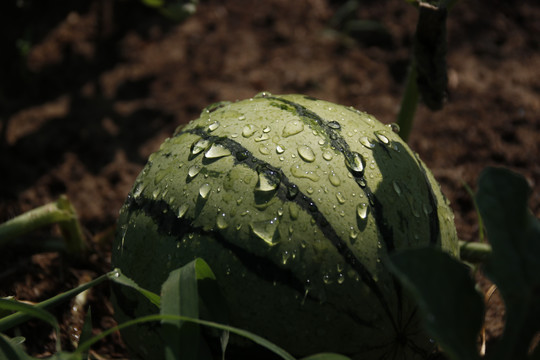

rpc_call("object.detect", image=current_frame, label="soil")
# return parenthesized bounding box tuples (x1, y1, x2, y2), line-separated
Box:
(0, 0, 539, 358)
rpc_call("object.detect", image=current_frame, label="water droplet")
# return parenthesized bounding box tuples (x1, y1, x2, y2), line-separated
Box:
(375, 131, 390, 144)
(132, 182, 145, 199)
(204, 101, 231, 113)
(336, 192, 346, 204)
(199, 183, 211, 199)
(359, 136, 376, 149)
(393, 181, 402, 196)
(289, 202, 299, 219)
(349, 228, 358, 243)
(356, 177, 366, 188)
(259, 145, 270, 155)
(282, 251, 290, 265)
(177, 203, 189, 218)
(327, 121, 341, 130)
(256, 165, 281, 192)
(328, 169, 341, 187)
(337, 273, 345, 284)
(423, 203, 433, 215)
(191, 138, 211, 156)
(188, 164, 202, 179)
(205, 143, 231, 159)
(323, 273, 332, 284)
(290, 164, 320, 182)
(263, 126, 271, 133)
(208, 121, 220, 132)
(322, 150, 334, 161)
(276, 144, 285, 154)
(254, 133, 270, 142)
(238, 115, 246, 121)
(287, 184, 299, 200)
(387, 123, 400, 133)
(282, 121, 304, 137)
(236, 150, 249, 161)
(297, 145, 315, 162)
(357, 203, 369, 220)
(345, 152, 366, 174)
(254, 91, 272, 98)
(242, 124, 257, 138)
(152, 188, 160, 199)
(216, 213, 229, 229)
(250, 217, 280, 246)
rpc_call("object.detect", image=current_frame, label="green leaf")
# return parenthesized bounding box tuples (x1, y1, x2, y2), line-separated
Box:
(0, 298, 61, 352)
(0, 271, 110, 332)
(108, 268, 160, 308)
(300, 353, 352, 360)
(75, 314, 296, 360)
(195, 259, 230, 354)
(78, 307, 93, 360)
(0, 334, 33, 360)
(476, 167, 540, 359)
(160, 260, 201, 360)
(387, 248, 483, 360)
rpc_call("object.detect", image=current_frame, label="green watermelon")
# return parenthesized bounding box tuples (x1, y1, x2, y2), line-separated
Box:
(112, 93, 459, 359)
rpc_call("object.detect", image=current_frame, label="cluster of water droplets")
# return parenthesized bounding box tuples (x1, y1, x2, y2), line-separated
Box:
(167, 99, 417, 291)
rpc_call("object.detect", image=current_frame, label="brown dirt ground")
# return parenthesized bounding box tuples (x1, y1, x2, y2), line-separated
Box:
(0, 0, 539, 358)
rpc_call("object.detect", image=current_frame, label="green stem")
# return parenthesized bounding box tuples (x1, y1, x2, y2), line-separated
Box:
(396, 61, 419, 143)
(0, 195, 86, 255)
(459, 240, 492, 264)
(0, 271, 113, 332)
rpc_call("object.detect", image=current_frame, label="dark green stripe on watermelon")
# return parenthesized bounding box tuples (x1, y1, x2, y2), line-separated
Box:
(261, 96, 442, 332)
(267, 96, 397, 253)
(178, 125, 397, 330)
(123, 194, 379, 329)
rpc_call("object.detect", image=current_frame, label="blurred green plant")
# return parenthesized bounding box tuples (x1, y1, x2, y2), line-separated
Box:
(388, 167, 540, 360)
(329, 0, 461, 142)
(0, 261, 350, 360)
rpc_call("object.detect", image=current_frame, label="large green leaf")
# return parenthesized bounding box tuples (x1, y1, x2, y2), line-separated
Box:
(161, 260, 202, 360)
(476, 167, 540, 359)
(387, 248, 483, 360)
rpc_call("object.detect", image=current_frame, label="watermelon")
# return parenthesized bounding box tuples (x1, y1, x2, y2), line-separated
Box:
(112, 93, 459, 359)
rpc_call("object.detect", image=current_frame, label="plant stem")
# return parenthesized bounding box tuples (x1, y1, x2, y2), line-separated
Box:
(396, 60, 419, 143)
(0, 195, 86, 255)
(0, 271, 113, 332)
(459, 240, 492, 264)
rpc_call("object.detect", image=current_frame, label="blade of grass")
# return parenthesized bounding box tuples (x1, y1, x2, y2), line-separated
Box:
(74, 314, 297, 360)
(78, 307, 93, 360)
(0, 334, 33, 360)
(462, 181, 485, 243)
(161, 261, 201, 360)
(0, 299, 61, 352)
(0, 271, 113, 332)
(108, 268, 160, 308)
